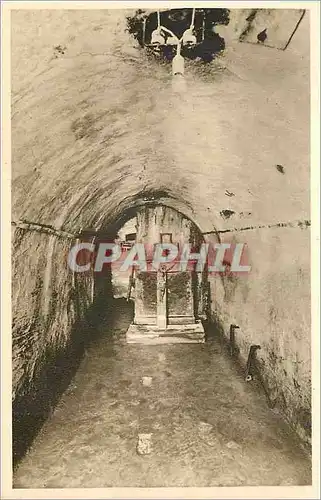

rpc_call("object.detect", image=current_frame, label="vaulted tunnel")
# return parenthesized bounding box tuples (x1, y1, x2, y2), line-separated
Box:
(11, 8, 311, 487)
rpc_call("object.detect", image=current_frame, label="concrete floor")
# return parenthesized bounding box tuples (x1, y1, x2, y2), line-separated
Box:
(13, 301, 311, 488)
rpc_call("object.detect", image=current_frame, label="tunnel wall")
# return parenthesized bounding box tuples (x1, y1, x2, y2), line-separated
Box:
(10, 8, 310, 458)
(12, 225, 94, 462)
(208, 224, 311, 444)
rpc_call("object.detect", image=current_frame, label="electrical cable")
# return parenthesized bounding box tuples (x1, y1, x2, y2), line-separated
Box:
(190, 8, 196, 29)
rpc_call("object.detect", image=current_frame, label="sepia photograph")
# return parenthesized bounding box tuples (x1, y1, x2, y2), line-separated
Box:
(1, 1, 320, 498)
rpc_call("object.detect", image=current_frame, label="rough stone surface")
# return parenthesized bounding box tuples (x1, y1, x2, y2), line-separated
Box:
(11, 7, 311, 457)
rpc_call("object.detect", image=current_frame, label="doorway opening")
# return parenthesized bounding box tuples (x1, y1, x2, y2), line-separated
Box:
(92, 204, 209, 344)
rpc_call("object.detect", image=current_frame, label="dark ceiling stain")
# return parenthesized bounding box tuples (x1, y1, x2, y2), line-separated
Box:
(257, 28, 268, 43)
(246, 10, 258, 23)
(53, 45, 67, 58)
(220, 209, 235, 220)
(276, 164, 285, 174)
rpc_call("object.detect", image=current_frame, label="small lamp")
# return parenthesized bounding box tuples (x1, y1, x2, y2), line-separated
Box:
(182, 28, 197, 47)
(172, 53, 185, 75)
(151, 29, 165, 46)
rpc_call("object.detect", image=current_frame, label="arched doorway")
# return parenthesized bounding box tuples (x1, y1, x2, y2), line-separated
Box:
(106, 204, 208, 343)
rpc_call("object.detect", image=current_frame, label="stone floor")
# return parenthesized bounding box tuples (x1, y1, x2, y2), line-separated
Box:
(13, 300, 311, 488)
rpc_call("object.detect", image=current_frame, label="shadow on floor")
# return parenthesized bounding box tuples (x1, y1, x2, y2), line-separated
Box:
(12, 296, 134, 469)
